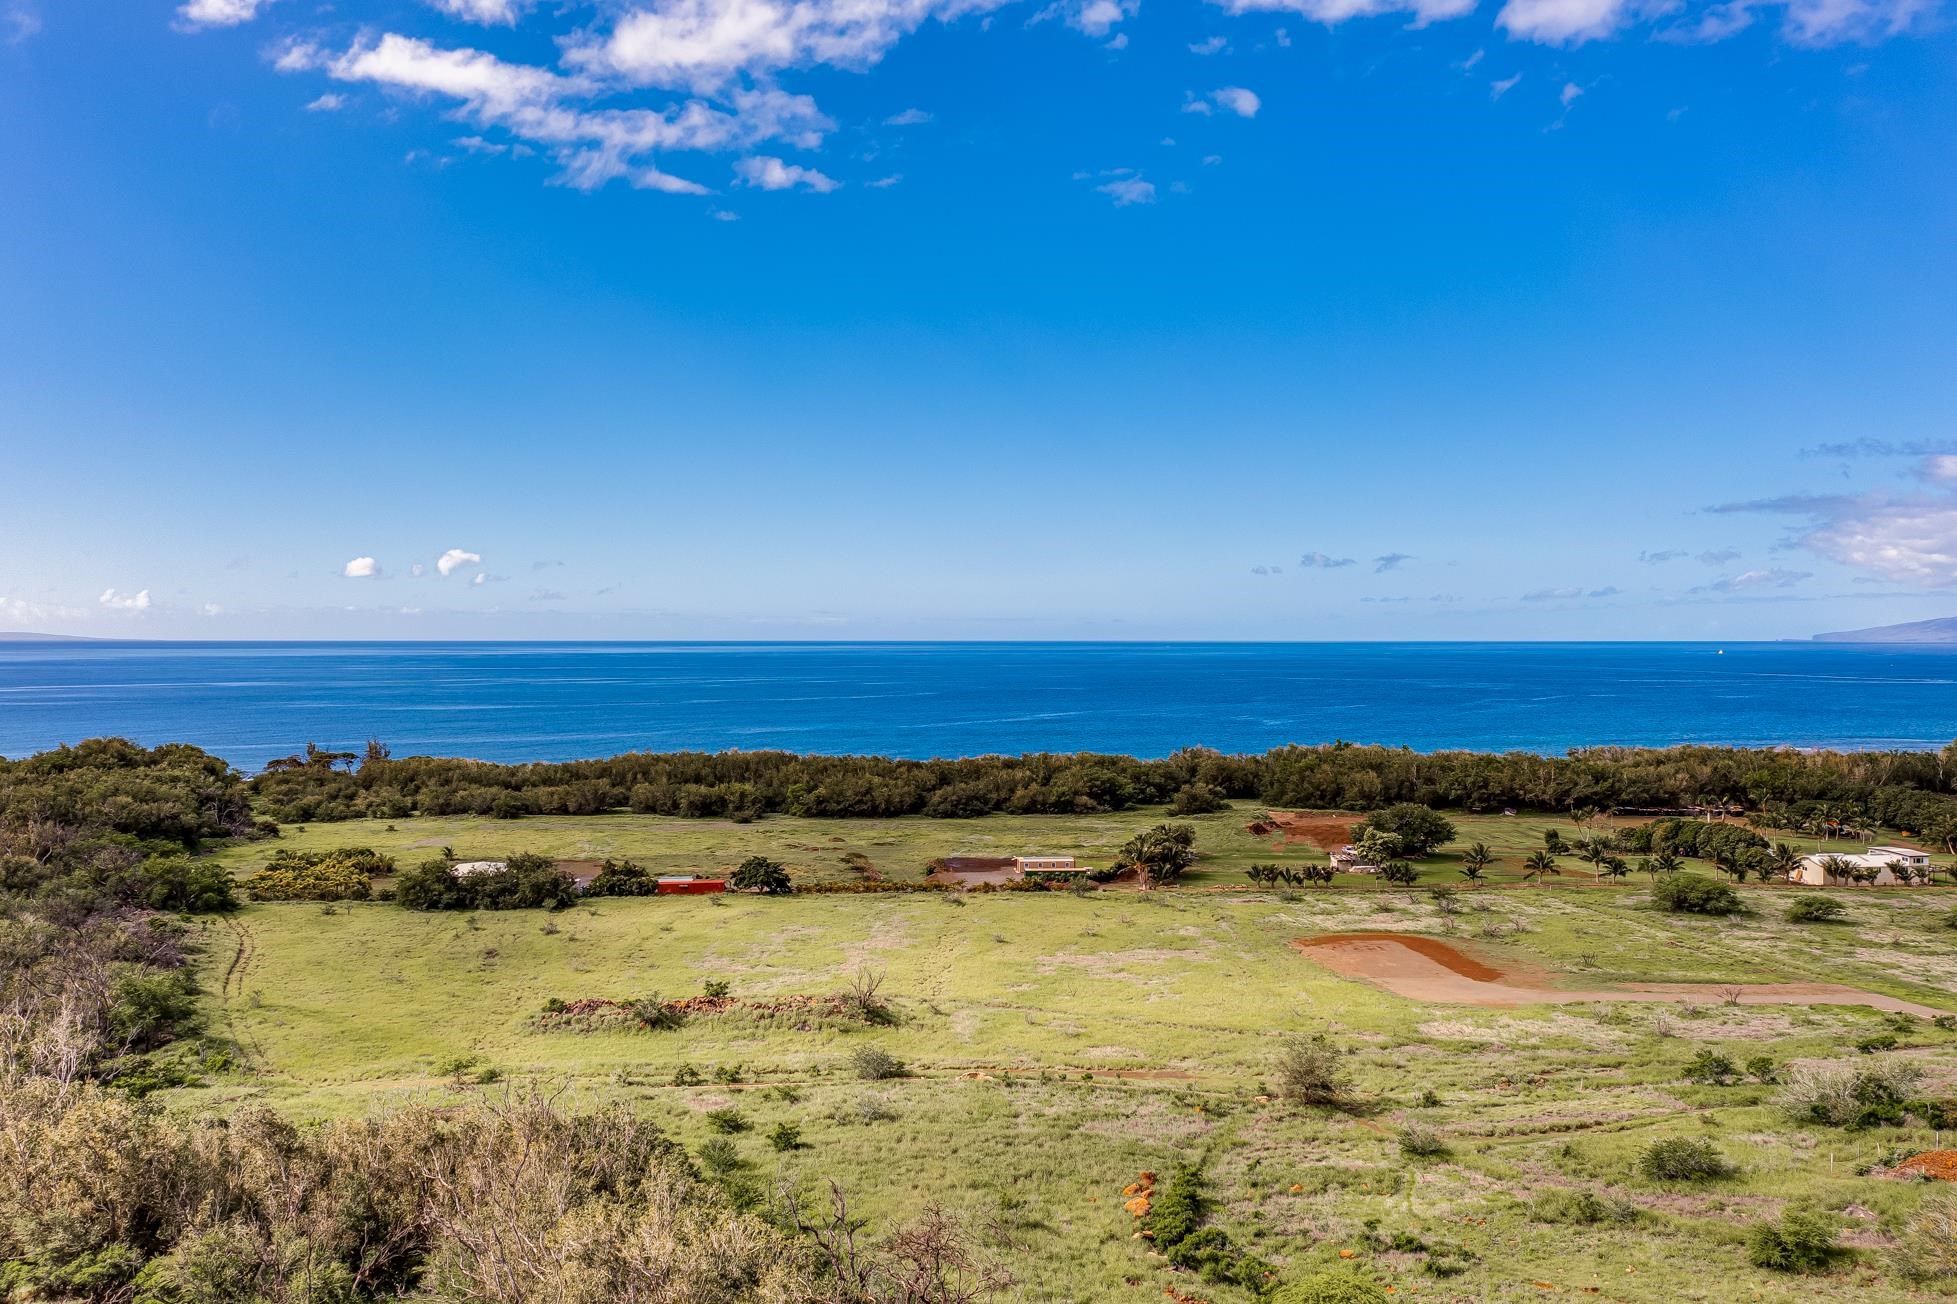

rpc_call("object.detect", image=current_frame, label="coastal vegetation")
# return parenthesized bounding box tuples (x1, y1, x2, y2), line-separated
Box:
(8, 736, 1957, 1300)
(246, 738, 1957, 852)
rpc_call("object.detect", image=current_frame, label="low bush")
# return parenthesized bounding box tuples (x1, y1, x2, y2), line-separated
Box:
(1275, 1035, 1351, 1109)
(585, 858, 656, 896)
(1268, 1271, 1390, 1304)
(767, 1122, 802, 1152)
(1892, 1191, 1957, 1282)
(1637, 1136, 1732, 1182)
(704, 1108, 748, 1134)
(245, 848, 386, 902)
(849, 1046, 906, 1081)
(134, 857, 238, 913)
(728, 856, 792, 895)
(1529, 1188, 1640, 1226)
(1683, 1049, 1737, 1084)
(1747, 1207, 1842, 1273)
(1398, 1124, 1449, 1157)
(1786, 895, 1849, 924)
(1168, 782, 1230, 816)
(1650, 874, 1741, 915)
(1778, 1057, 1926, 1129)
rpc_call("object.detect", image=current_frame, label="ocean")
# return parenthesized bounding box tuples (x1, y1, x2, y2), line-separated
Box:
(0, 641, 1952, 770)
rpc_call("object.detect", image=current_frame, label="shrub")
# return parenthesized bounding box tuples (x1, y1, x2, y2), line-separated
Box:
(703, 979, 732, 999)
(1637, 1137, 1732, 1182)
(1892, 1191, 1957, 1281)
(704, 1108, 748, 1134)
(1530, 1188, 1639, 1226)
(695, 1137, 744, 1175)
(1746, 1054, 1778, 1083)
(1168, 782, 1229, 816)
(1398, 1124, 1449, 1157)
(1777, 1057, 1925, 1128)
(631, 999, 687, 1032)
(729, 856, 792, 895)
(1267, 1271, 1391, 1304)
(1747, 1207, 1842, 1273)
(1354, 804, 1457, 856)
(849, 1046, 905, 1081)
(586, 858, 656, 896)
(1786, 895, 1849, 924)
(1275, 1035, 1351, 1109)
(1683, 1049, 1737, 1084)
(1650, 874, 1741, 915)
(767, 1122, 802, 1152)
(245, 849, 382, 902)
(135, 857, 238, 913)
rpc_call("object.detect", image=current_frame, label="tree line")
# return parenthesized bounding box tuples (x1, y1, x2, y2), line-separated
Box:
(244, 738, 1957, 849)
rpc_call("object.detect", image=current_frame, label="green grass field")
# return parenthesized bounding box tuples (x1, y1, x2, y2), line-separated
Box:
(182, 805, 1957, 1301)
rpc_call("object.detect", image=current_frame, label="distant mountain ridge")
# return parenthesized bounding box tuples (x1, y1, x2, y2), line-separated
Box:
(1813, 616, 1957, 644)
(0, 632, 103, 642)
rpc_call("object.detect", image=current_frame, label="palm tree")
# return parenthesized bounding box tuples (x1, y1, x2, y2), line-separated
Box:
(1650, 848, 1683, 878)
(1765, 842, 1802, 884)
(1522, 850, 1560, 882)
(1459, 842, 1494, 886)
(1602, 855, 1630, 882)
(1575, 838, 1611, 883)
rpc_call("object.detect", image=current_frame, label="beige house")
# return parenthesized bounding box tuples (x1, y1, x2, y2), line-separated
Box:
(1789, 845, 1933, 887)
(1012, 854, 1092, 877)
(1329, 845, 1380, 874)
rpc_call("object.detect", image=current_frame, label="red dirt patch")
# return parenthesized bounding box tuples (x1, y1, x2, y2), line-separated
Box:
(1296, 931, 1507, 983)
(1266, 811, 1358, 852)
(1292, 932, 1945, 1016)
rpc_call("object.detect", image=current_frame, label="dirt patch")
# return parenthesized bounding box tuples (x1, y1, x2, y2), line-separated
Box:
(1266, 811, 1358, 852)
(1894, 1151, 1957, 1181)
(1292, 932, 1946, 1017)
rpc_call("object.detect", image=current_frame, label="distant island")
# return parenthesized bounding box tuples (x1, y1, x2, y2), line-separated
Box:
(0, 631, 102, 642)
(1813, 616, 1957, 644)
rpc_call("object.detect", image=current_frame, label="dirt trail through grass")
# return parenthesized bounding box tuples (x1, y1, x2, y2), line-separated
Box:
(1294, 932, 1946, 1016)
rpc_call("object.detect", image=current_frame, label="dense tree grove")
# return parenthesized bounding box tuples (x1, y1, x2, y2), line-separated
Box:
(0, 740, 257, 1089)
(242, 739, 1957, 848)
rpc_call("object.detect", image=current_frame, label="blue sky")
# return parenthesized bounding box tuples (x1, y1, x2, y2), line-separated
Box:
(1, 0, 1954, 640)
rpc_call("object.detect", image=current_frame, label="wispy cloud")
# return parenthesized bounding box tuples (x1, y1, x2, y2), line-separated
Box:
(428, 0, 528, 25)
(1521, 585, 1582, 601)
(1298, 551, 1357, 569)
(1691, 567, 1812, 593)
(883, 107, 932, 126)
(177, 0, 274, 29)
(1697, 548, 1741, 565)
(4, 2, 41, 44)
(1708, 488, 1957, 586)
(98, 587, 151, 610)
(1184, 86, 1261, 117)
(1373, 552, 1412, 573)
(1639, 548, 1686, 564)
(1097, 175, 1155, 205)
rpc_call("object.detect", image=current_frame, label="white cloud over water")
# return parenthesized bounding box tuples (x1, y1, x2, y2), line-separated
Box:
(437, 548, 482, 576)
(343, 556, 381, 578)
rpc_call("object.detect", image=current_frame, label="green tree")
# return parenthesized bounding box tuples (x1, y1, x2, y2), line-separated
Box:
(1459, 842, 1493, 885)
(1114, 823, 1197, 890)
(1522, 850, 1560, 881)
(1354, 803, 1456, 856)
(729, 856, 792, 895)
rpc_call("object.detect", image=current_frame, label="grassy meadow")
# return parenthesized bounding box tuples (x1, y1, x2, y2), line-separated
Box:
(178, 803, 1957, 1301)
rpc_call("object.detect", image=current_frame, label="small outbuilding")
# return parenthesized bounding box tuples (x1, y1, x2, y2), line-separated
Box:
(655, 875, 726, 895)
(1789, 846, 1933, 887)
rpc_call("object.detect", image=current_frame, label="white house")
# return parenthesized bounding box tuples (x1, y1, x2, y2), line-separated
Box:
(450, 860, 508, 878)
(1329, 845, 1380, 874)
(1789, 845, 1933, 887)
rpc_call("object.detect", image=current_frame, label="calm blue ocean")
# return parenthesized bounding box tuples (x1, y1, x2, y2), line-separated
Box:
(0, 641, 1952, 770)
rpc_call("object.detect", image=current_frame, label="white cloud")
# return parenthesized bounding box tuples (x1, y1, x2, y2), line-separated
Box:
(1496, 0, 1633, 42)
(1710, 490, 1957, 586)
(1097, 176, 1155, 205)
(1298, 551, 1357, 569)
(1921, 455, 1957, 484)
(200, 603, 224, 617)
(1783, 0, 1933, 42)
(305, 93, 346, 112)
(1373, 552, 1413, 572)
(428, 0, 529, 24)
(177, 0, 273, 29)
(867, 172, 903, 187)
(343, 556, 382, 578)
(883, 107, 932, 126)
(566, 0, 1019, 94)
(1522, 586, 1583, 600)
(1559, 80, 1584, 105)
(1190, 34, 1229, 52)
(279, 33, 827, 192)
(1208, 0, 1476, 29)
(98, 588, 151, 610)
(734, 154, 839, 190)
(436, 547, 482, 576)
(410, 563, 426, 577)
(1490, 73, 1522, 98)
(1186, 86, 1261, 117)
(1068, 0, 1134, 35)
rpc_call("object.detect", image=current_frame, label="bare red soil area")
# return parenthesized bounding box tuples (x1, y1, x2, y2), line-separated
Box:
(1292, 932, 1944, 1016)
(1264, 811, 1358, 852)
